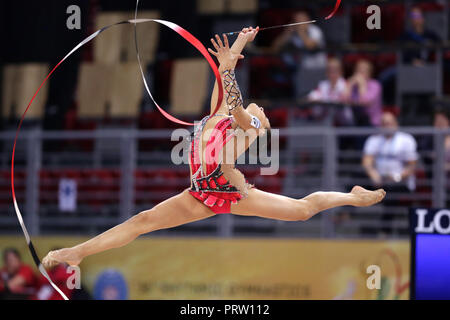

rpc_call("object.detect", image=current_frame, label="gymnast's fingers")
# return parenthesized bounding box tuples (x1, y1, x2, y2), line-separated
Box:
(208, 48, 218, 57)
(215, 34, 224, 48)
(223, 34, 229, 48)
(210, 38, 219, 51)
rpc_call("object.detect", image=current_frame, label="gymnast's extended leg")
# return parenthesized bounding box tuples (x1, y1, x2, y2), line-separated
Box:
(42, 189, 215, 267)
(231, 186, 386, 221)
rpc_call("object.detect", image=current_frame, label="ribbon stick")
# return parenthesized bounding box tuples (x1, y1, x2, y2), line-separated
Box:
(226, 0, 342, 36)
(225, 20, 317, 36)
(11, 13, 222, 300)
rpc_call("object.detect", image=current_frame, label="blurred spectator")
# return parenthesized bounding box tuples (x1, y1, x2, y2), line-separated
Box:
(434, 110, 450, 129)
(362, 112, 418, 190)
(308, 57, 353, 125)
(362, 112, 418, 235)
(400, 6, 441, 65)
(34, 247, 91, 300)
(272, 10, 326, 69)
(308, 58, 346, 102)
(35, 262, 74, 300)
(380, 7, 442, 107)
(425, 111, 450, 172)
(270, 10, 326, 98)
(343, 59, 383, 127)
(0, 248, 38, 299)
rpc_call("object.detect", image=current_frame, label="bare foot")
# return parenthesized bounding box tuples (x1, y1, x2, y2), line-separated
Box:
(350, 185, 386, 207)
(42, 248, 82, 269)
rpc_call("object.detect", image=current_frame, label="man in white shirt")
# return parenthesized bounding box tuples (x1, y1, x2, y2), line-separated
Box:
(362, 111, 418, 234)
(362, 112, 418, 190)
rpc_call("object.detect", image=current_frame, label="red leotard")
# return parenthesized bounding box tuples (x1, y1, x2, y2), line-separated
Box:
(188, 115, 244, 214)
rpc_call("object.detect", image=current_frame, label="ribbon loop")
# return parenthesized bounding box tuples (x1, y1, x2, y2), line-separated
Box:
(11, 1, 223, 300)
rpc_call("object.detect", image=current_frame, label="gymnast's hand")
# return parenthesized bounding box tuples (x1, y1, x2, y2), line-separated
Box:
(208, 34, 244, 70)
(238, 26, 259, 43)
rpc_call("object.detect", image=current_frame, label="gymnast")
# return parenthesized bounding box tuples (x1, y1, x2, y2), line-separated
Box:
(42, 26, 385, 268)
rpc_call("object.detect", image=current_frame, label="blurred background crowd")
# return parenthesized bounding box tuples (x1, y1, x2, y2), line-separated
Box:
(0, 0, 449, 300)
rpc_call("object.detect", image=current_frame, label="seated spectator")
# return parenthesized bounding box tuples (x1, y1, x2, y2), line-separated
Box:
(308, 57, 353, 125)
(362, 111, 418, 189)
(343, 59, 383, 127)
(417, 110, 450, 182)
(0, 248, 38, 299)
(400, 6, 441, 65)
(35, 259, 74, 300)
(269, 9, 327, 98)
(362, 112, 418, 235)
(380, 7, 442, 107)
(308, 57, 346, 102)
(433, 111, 450, 172)
(271, 10, 327, 70)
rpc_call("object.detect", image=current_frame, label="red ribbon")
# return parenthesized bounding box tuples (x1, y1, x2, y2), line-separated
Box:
(325, 0, 342, 20)
(133, 19, 223, 126)
(11, 17, 223, 301)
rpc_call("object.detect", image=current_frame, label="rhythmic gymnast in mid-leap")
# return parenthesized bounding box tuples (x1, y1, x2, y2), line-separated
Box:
(42, 26, 385, 268)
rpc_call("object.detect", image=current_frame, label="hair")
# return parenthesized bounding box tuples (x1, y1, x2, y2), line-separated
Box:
(328, 56, 342, 65)
(293, 7, 314, 19)
(3, 247, 21, 261)
(410, 6, 423, 16)
(327, 57, 343, 72)
(435, 109, 449, 118)
(382, 110, 397, 117)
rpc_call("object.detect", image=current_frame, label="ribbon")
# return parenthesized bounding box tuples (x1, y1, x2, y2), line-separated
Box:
(227, 0, 342, 36)
(11, 3, 223, 300)
(133, 0, 223, 124)
(325, 0, 342, 20)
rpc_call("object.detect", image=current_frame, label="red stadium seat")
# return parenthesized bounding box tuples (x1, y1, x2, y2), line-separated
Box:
(249, 56, 292, 99)
(265, 108, 288, 128)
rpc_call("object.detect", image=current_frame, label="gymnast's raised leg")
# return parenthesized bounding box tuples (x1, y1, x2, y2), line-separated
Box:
(42, 189, 215, 267)
(231, 186, 386, 221)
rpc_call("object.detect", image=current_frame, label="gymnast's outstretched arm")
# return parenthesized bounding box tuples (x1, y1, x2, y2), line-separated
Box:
(208, 27, 258, 115)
